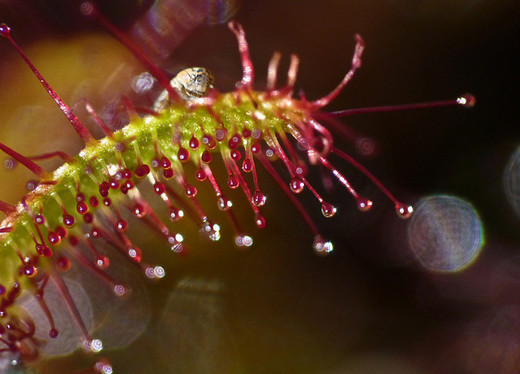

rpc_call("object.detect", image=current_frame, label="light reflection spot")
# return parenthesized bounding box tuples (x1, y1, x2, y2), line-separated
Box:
(407, 195, 484, 272)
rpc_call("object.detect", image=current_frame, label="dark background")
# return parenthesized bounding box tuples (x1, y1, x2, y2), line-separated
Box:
(1, 1, 520, 373)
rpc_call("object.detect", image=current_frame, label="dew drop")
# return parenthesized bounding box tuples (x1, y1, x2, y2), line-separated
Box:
(145, 267, 156, 279)
(109, 179, 119, 190)
(55, 226, 68, 239)
(312, 235, 334, 256)
(125, 180, 135, 191)
(200, 219, 221, 241)
(228, 175, 239, 189)
(132, 203, 146, 218)
(178, 147, 190, 162)
(201, 150, 212, 163)
(356, 197, 373, 212)
(185, 184, 197, 197)
(76, 202, 89, 215)
(48, 232, 61, 246)
(135, 164, 150, 177)
(242, 128, 251, 138)
(83, 212, 93, 223)
(163, 168, 174, 179)
(91, 227, 103, 238)
(215, 128, 227, 142)
(89, 196, 99, 207)
(228, 133, 241, 149)
(42, 245, 53, 257)
(99, 183, 109, 197)
(231, 149, 241, 161)
(24, 265, 37, 278)
(154, 266, 166, 278)
(35, 214, 45, 225)
(395, 203, 413, 219)
(154, 182, 166, 195)
(255, 213, 266, 228)
(218, 197, 232, 210)
(235, 234, 253, 247)
(114, 170, 124, 181)
(35, 243, 45, 255)
(49, 328, 59, 338)
(96, 255, 110, 269)
(151, 158, 160, 168)
(128, 247, 142, 263)
(26, 179, 39, 191)
(170, 241, 185, 255)
(195, 167, 207, 181)
(189, 136, 200, 150)
(132, 72, 154, 94)
(252, 191, 266, 207)
(122, 168, 132, 179)
(85, 338, 104, 353)
(295, 163, 308, 178)
(169, 207, 184, 222)
(202, 134, 216, 149)
(95, 359, 113, 374)
(115, 219, 128, 232)
(457, 93, 476, 108)
(79, 1, 95, 16)
(289, 178, 304, 194)
(242, 158, 253, 172)
(251, 142, 262, 154)
(113, 284, 128, 296)
(321, 202, 337, 218)
(160, 156, 172, 168)
(63, 214, 75, 227)
(0, 23, 11, 38)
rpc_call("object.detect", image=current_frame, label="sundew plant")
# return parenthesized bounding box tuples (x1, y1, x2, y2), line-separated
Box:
(2, 0, 514, 373)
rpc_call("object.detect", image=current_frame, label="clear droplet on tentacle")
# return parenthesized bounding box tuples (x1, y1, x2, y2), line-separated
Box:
(356, 196, 373, 212)
(200, 218, 221, 241)
(252, 191, 266, 207)
(395, 202, 414, 219)
(321, 202, 337, 218)
(218, 196, 233, 210)
(312, 235, 334, 256)
(289, 178, 304, 194)
(235, 234, 253, 247)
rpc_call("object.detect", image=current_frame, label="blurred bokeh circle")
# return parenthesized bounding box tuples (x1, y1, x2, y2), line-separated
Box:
(407, 195, 484, 272)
